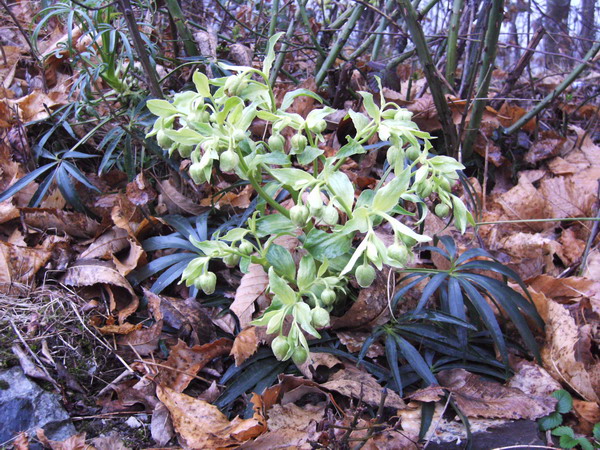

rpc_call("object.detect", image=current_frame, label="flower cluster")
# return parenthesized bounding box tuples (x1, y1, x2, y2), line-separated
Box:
(147, 33, 473, 365)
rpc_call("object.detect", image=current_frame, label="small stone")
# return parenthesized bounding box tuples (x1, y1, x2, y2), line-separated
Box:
(0, 367, 76, 443)
(125, 416, 143, 429)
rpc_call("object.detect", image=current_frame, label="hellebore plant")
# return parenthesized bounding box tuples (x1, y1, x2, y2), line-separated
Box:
(147, 33, 473, 366)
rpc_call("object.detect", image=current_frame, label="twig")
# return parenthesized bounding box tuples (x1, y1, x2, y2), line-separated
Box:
(339, 385, 365, 445)
(504, 40, 600, 135)
(491, 26, 546, 110)
(353, 389, 388, 450)
(477, 217, 600, 226)
(115, 0, 162, 98)
(315, 4, 364, 86)
(578, 181, 600, 276)
(461, 0, 504, 159)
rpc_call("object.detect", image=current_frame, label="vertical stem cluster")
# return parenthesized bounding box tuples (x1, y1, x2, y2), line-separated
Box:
(396, 0, 458, 156)
(461, 0, 504, 159)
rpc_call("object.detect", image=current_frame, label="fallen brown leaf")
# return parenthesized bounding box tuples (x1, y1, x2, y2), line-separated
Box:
(231, 326, 259, 366)
(158, 179, 206, 215)
(21, 208, 102, 239)
(331, 269, 390, 329)
(438, 369, 557, 419)
(321, 364, 405, 409)
(156, 386, 266, 448)
(63, 259, 138, 323)
(36, 430, 93, 450)
(231, 263, 268, 329)
(156, 338, 232, 391)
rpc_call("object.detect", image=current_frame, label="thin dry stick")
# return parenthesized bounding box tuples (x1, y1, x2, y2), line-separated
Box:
(9, 319, 57, 386)
(578, 181, 600, 276)
(66, 298, 135, 374)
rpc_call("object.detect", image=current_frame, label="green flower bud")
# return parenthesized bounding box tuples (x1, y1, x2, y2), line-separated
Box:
(239, 240, 254, 255)
(355, 263, 376, 288)
(188, 108, 207, 124)
(406, 146, 420, 161)
(417, 180, 433, 198)
(292, 346, 308, 365)
(311, 307, 330, 328)
(321, 205, 339, 226)
(366, 242, 378, 262)
(224, 252, 241, 267)
(321, 288, 336, 306)
(291, 134, 307, 152)
(181, 258, 204, 286)
(271, 335, 290, 361)
(388, 242, 409, 265)
(435, 203, 450, 218)
(197, 271, 217, 295)
(311, 119, 327, 134)
(268, 134, 285, 152)
(437, 177, 451, 192)
(387, 146, 402, 165)
(236, 78, 249, 94)
(224, 76, 239, 96)
(157, 130, 173, 149)
(395, 109, 413, 121)
(290, 204, 310, 227)
(233, 129, 247, 142)
(219, 149, 239, 172)
(178, 144, 195, 158)
(189, 163, 206, 184)
(399, 234, 417, 247)
(308, 188, 323, 217)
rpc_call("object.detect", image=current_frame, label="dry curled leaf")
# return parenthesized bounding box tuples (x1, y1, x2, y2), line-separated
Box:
(231, 264, 268, 329)
(63, 259, 138, 323)
(21, 208, 102, 238)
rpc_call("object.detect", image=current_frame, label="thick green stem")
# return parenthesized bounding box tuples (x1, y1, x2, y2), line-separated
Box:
(396, 0, 458, 156)
(164, 0, 200, 57)
(371, 0, 397, 61)
(504, 40, 600, 135)
(445, 0, 464, 83)
(461, 0, 504, 159)
(315, 4, 365, 86)
(268, 0, 280, 38)
(418, 0, 443, 17)
(269, 10, 299, 86)
(236, 150, 290, 219)
(298, 0, 327, 60)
